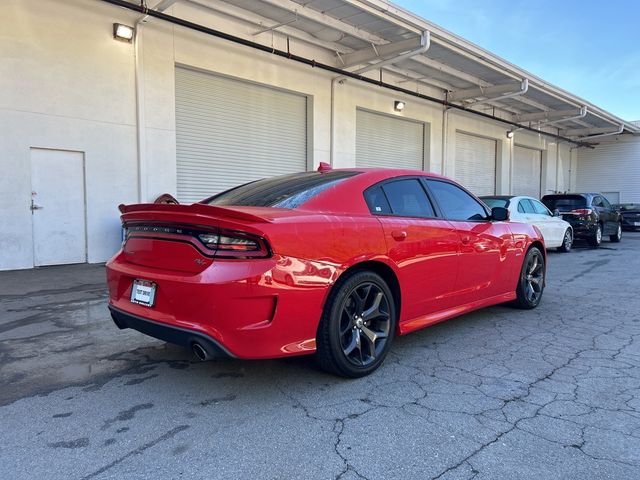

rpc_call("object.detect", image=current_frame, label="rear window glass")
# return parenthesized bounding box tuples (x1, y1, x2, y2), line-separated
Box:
(481, 197, 509, 209)
(542, 195, 587, 211)
(204, 171, 359, 208)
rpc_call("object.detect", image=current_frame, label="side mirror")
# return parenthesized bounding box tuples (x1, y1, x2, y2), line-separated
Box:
(491, 206, 509, 221)
(553, 209, 560, 217)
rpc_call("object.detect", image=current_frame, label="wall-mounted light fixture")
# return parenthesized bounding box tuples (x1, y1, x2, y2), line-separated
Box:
(506, 130, 515, 139)
(394, 100, 406, 112)
(113, 23, 135, 42)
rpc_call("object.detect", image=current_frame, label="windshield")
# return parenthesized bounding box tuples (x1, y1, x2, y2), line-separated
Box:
(480, 197, 510, 209)
(542, 195, 586, 211)
(203, 171, 359, 208)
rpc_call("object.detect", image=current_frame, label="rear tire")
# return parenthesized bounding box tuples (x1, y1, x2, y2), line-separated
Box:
(512, 246, 545, 309)
(588, 223, 602, 247)
(557, 229, 573, 253)
(316, 271, 396, 378)
(610, 223, 622, 243)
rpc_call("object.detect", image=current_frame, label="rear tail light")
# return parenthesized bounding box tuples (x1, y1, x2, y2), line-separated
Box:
(197, 230, 271, 258)
(124, 223, 271, 259)
(571, 208, 593, 215)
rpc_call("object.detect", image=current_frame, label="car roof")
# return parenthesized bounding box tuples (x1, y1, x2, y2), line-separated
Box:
(327, 167, 450, 182)
(542, 193, 591, 198)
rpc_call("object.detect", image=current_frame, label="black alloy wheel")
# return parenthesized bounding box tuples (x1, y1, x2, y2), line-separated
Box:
(557, 229, 573, 253)
(588, 223, 602, 247)
(512, 246, 545, 309)
(610, 223, 622, 243)
(316, 271, 396, 378)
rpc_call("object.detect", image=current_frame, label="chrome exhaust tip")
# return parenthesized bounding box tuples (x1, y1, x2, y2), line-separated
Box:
(192, 342, 210, 361)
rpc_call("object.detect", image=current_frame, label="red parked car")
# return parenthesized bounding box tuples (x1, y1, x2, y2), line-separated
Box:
(107, 167, 545, 377)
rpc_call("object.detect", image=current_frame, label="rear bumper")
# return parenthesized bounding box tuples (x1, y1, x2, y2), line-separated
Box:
(109, 306, 233, 358)
(621, 218, 640, 230)
(564, 219, 598, 239)
(106, 251, 334, 359)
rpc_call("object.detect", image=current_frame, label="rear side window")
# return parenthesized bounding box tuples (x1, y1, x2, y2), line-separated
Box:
(542, 195, 586, 211)
(518, 199, 535, 214)
(204, 171, 359, 208)
(380, 179, 435, 217)
(426, 180, 487, 221)
(531, 200, 550, 215)
(364, 186, 392, 214)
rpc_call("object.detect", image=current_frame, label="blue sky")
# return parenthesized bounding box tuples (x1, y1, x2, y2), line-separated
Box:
(393, 0, 640, 121)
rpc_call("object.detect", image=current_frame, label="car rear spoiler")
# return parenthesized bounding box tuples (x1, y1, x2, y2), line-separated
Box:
(118, 203, 274, 224)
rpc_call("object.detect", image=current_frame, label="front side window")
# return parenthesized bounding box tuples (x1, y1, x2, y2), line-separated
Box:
(600, 196, 612, 209)
(592, 196, 603, 208)
(378, 179, 435, 218)
(426, 180, 487, 221)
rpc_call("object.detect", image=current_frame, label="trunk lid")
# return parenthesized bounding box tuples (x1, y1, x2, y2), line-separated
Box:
(119, 203, 280, 273)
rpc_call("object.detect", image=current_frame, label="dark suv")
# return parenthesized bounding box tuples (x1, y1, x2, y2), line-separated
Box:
(541, 193, 622, 247)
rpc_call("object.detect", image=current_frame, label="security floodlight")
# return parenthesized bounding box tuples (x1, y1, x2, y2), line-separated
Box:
(394, 101, 405, 112)
(113, 23, 134, 42)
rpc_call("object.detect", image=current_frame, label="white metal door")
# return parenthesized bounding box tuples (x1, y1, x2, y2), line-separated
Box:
(356, 109, 425, 169)
(602, 191, 620, 204)
(513, 145, 542, 197)
(175, 67, 308, 203)
(454, 132, 496, 196)
(30, 148, 86, 266)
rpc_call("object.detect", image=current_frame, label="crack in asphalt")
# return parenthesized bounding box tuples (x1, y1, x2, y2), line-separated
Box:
(1, 239, 639, 479)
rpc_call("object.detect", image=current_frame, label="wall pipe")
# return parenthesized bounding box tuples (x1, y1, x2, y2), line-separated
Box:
(99, 0, 590, 147)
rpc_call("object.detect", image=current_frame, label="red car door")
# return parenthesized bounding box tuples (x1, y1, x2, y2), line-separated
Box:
(425, 179, 513, 305)
(364, 178, 459, 322)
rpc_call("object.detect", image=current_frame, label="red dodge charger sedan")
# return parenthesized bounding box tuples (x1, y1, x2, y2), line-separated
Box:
(107, 167, 545, 377)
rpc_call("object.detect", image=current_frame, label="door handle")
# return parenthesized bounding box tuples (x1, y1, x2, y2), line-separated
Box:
(391, 230, 407, 241)
(30, 200, 43, 212)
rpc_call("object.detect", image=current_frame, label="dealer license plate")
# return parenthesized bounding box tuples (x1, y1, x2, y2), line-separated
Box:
(130, 279, 156, 307)
(635, 222, 640, 226)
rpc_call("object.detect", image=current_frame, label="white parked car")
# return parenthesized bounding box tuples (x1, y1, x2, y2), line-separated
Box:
(481, 195, 573, 252)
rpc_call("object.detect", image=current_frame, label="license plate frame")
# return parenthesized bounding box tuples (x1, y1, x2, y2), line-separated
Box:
(130, 279, 157, 307)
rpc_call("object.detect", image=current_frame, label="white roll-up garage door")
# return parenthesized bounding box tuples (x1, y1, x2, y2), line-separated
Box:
(356, 109, 425, 170)
(513, 145, 542, 198)
(175, 67, 307, 203)
(454, 132, 496, 196)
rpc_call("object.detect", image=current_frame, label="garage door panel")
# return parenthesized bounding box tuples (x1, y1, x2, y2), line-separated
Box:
(356, 109, 425, 169)
(513, 145, 542, 198)
(175, 67, 307, 203)
(454, 132, 496, 196)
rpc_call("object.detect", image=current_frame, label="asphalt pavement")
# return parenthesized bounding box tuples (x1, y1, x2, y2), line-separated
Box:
(1, 233, 639, 479)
